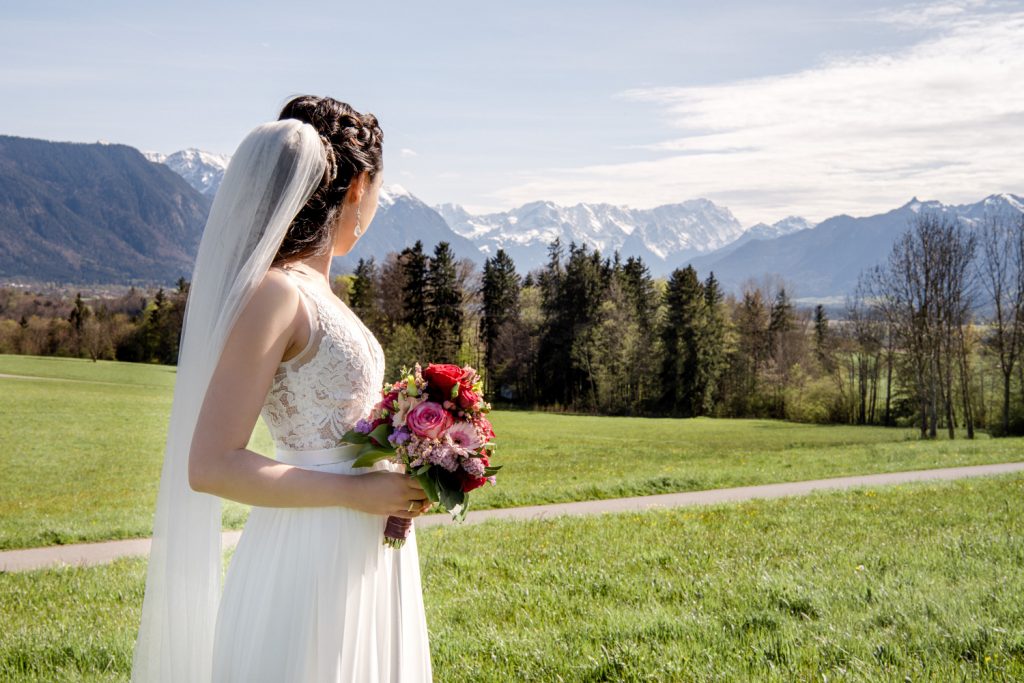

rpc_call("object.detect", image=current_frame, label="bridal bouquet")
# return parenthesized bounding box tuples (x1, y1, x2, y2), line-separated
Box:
(340, 362, 500, 549)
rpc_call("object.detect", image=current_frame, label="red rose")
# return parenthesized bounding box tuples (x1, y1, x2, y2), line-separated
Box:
(477, 416, 495, 440)
(458, 453, 490, 492)
(457, 470, 487, 492)
(423, 364, 464, 402)
(456, 381, 481, 410)
(424, 363, 463, 392)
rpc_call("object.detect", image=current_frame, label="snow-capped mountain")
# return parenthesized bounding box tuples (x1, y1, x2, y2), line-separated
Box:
(437, 198, 748, 275)
(744, 216, 815, 240)
(332, 183, 485, 273)
(140, 143, 1024, 299)
(685, 194, 1024, 299)
(144, 148, 229, 197)
(709, 216, 816, 260)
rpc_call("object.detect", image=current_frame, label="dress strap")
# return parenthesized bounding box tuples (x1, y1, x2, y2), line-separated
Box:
(277, 268, 320, 367)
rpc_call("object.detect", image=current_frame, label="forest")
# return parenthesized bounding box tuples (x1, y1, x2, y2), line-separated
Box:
(3, 209, 1024, 436)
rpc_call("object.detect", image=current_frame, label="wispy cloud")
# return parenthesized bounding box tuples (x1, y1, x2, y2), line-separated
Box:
(400, 147, 418, 158)
(490, 1, 1024, 224)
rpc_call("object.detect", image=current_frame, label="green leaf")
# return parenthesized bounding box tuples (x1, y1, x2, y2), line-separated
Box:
(351, 446, 395, 468)
(439, 482, 465, 512)
(367, 422, 392, 447)
(417, 471, 440, 503)
(340, 429, 371, 444)
(482, 465, 502, 476)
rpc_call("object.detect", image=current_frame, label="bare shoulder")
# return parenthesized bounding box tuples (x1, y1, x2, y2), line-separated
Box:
(233, 267, 302, 339)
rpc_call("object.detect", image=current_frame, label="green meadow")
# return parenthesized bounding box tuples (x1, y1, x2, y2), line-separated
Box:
(2, 473, 1022, 681)
(3, 353, 1024, 550)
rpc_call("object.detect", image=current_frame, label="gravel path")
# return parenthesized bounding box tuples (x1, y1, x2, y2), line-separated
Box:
(3, 461, 1023, 572)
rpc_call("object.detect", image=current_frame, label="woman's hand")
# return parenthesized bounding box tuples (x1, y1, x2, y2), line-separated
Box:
(343, 471, 433, 518)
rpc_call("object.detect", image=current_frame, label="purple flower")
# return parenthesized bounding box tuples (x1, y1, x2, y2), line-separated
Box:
(354, 418, 372, 434)
(425, 442, 459, 472)
(388, 427, 411, 446)
(461, 455, 486, 477)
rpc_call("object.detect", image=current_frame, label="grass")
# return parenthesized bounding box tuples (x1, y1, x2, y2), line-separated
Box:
(1, 472, 1022, 681)
(0, 354, 259, 550)
(4, 353, 1024, 550)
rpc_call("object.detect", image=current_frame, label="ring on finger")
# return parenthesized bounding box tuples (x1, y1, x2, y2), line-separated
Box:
(407, 501, 416, 512)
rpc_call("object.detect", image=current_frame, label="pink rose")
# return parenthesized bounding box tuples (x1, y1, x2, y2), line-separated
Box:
(406, 401, 453, 440)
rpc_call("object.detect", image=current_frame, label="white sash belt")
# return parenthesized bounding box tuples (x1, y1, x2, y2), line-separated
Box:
(274, 442, 364, 467)
(273, 442, 396, 476)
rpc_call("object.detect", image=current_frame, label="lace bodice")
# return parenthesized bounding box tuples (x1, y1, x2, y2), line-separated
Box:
(260, 269, 386, 451)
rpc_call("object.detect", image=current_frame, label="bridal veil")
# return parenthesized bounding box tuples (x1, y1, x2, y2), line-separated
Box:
(131, 118, 327, 682)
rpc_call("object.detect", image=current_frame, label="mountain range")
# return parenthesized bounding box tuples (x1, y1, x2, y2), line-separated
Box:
(0, 135, 211, 284)
(687, 194, 1024, 298)
(2, 135, 1021, 301)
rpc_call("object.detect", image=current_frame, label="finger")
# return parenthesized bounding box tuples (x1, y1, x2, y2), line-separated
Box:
(406, 478, 425, 491)
(391, 509, 421, 519)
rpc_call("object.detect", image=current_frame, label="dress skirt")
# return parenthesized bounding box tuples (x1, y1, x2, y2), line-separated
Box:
(211, 444, 433, 682)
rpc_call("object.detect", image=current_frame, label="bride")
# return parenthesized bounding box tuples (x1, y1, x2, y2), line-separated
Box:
(130, 95, 433, 682)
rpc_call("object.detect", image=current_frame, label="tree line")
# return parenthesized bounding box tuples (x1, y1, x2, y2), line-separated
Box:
(0, 278, 189, 365)
(5, 209, 1024, 435)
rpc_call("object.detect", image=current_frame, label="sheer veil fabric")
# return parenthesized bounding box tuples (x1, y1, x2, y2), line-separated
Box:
(130, 119, 327, 683)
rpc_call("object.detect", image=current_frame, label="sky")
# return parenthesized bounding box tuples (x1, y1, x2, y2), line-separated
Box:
(1, 0, 1022, 225)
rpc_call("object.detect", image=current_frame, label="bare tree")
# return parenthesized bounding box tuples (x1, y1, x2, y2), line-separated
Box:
(844, 276, 885, 424)
(868, 211, 976, 438)
(977, 212, 1024, 434)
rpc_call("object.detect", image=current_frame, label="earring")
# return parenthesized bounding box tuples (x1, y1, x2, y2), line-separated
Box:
(354, 205, 363, 237)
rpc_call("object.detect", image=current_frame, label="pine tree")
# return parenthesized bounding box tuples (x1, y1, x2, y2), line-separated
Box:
(536, 237, 570, 406)
(697, 271, 728, 414)
(350, 256, 382, 333)
(766, 286, 799, 417)
(659, 266, 705, 415)
(621, 256, 657, 332)
(68, 292, 92, 358)
(769, 286, 794, 335)
(68, 292, 90, 333)
(480, 249, 521, 398)
(426, 241, 463, 363)
(727, 287, 770, 415)
(813, 303, 831, 368)
(399, 240, 429, 331)
(563, 242, 605, 409)
(614, 255, 659, 410)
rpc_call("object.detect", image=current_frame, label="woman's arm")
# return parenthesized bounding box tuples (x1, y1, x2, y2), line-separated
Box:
(187, 269, 427, 517)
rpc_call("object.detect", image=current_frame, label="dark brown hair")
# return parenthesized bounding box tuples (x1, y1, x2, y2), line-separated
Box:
(272, 95, 383, 265)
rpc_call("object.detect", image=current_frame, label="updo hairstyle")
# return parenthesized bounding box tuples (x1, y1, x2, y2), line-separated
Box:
(271, 95, 383, 265)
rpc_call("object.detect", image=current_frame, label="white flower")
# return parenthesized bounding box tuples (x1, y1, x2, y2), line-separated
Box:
(391, 392, 426, 429)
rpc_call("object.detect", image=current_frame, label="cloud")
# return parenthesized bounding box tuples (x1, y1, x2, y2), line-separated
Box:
(400, 147, 418, 158)
(489, 2, 1024, 224)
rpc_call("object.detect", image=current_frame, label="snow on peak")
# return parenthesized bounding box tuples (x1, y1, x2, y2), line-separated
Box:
(436, 197, 746, 262)
(378, 183, 413, 207)
(144, 146, 230, 196)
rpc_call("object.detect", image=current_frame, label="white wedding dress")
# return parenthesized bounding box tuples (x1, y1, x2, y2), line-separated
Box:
(210, 267, 433, 682)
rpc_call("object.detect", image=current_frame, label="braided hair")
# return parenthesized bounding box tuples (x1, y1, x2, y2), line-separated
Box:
(272, 95, 384, 265)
